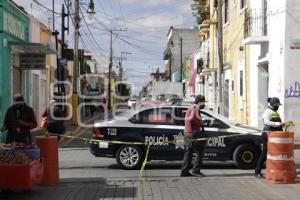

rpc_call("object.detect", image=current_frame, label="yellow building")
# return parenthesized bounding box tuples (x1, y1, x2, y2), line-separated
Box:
(197, 0, 250, 124)
(198, 0, 218, 112)
(40, 23, 56, 105)
(222, 0, 250, 124)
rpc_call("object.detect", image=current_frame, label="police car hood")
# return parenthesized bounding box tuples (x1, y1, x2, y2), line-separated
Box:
(231, 124, 262, 136)
(94, 118, 129, 127)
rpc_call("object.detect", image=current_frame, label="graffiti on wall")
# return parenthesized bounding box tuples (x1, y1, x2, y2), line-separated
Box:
(285, 81, 300, 98)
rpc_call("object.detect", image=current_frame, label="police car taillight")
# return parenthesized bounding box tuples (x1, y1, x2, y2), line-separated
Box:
(93, 128, 104, 138)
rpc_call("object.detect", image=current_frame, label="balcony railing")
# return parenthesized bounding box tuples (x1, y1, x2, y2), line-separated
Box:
(244, 9, 267, 40)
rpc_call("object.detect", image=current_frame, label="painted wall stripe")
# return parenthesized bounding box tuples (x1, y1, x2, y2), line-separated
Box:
(268, 137, 293, 144)
(267, 154, 294, 161)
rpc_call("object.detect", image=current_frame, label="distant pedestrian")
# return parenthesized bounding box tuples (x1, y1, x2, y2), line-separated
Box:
(180, 95, 206, 177)
(255, 97, 285, 178)
(84, 84, 96, 117)
(0, 94, 37, 145)
(41, 99, 66, 141)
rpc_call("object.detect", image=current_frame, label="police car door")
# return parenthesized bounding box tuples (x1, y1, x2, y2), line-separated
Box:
(136, 108, 173, 158)
(201, 111, 231, 160)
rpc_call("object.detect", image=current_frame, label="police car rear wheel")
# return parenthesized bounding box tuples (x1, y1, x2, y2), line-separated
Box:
(116, 145, 143, 170)
(233, 144, 259, 169)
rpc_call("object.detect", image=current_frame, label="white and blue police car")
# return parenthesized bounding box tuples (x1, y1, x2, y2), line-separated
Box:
(90, 105, 262, 170)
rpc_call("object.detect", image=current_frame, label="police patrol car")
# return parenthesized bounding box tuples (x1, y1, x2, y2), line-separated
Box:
(90, 105, 262, 170)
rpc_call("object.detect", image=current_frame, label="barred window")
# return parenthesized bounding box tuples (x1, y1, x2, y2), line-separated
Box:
(240, 0, 246, 10)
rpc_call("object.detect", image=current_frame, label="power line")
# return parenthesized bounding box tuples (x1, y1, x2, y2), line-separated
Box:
(79, 6, 107, 55)
(32, 0, 61, 15)
(117, 35, 163, 55)
(119, 0, 188, 21)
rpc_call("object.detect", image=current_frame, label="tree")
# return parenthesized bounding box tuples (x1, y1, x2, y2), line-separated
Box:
(191, 0, 210, 25)
(81, 62, 91, 74)
(139, 84, 149, 98)
(116, 83, 130, 97)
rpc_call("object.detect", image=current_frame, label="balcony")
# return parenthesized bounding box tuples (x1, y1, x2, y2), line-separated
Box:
(243, 9, 268, 45)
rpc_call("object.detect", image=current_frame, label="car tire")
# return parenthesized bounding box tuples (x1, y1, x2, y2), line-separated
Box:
(116, 145, 144, 170)
(233, 143, 259, 169)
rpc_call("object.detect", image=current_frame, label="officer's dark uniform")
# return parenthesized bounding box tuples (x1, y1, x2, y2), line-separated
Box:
(255, 98, 283, 177)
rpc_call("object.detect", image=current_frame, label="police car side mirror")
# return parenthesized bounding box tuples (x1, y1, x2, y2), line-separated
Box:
(211, 120, 221, 127)
(129, 117, 138, 123)
(203, 119, 212, 127)
(212, 119, 229, 129)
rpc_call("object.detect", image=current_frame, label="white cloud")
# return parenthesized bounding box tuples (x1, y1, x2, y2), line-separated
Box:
(144, 0, 175, 7)
(120, 0, 184, 7)
(125, 14, 184, 31)
(178, 2, 192, 13)
(119, 0, 139, 5)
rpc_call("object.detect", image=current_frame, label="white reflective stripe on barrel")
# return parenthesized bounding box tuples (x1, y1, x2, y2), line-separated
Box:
(268, 137, 294, 144)
(267, 154, 294, 161)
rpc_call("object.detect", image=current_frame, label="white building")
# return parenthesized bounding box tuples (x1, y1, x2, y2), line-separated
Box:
(245, 0, 300, 135)
(29, 17, 56, 125)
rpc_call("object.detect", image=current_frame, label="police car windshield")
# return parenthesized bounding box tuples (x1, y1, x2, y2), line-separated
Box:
(113, 108, 137, 119)
(203, 110, 235, 126)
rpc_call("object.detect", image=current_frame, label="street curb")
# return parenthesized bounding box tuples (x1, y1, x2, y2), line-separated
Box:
(59, 147, 89, 151)
(59, 113, 102, 147)
(294, 144, 300, 149)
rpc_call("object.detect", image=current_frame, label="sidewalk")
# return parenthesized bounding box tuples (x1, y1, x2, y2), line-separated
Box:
(1, 149, 300, 199)
(1, 176, 300, 200)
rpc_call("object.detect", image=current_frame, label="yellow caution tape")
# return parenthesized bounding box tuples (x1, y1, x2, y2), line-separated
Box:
(284, 120, 295, 132)
(0, 124, 298, 181)
(139, 143, 150, 182)
(0, 130, 261, 181)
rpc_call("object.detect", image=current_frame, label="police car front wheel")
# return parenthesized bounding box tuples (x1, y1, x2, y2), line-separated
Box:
(116, 145, 143, 170)
(233, 144, 259, 169)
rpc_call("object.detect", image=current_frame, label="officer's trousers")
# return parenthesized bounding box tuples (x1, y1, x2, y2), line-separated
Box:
(181, 131, 206, 174)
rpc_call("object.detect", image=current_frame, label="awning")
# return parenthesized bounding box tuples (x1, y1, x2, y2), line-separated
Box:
(8, 41, 56, 70)
(8, 41, 56, 54)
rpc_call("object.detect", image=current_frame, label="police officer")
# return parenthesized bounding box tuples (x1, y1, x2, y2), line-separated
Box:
(255, 97, 285, 178)
(180, 95, 206, 177)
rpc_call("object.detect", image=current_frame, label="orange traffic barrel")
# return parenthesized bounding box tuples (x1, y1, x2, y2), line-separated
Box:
(265, 131, 297, 184)
(35, 135, 59, 186)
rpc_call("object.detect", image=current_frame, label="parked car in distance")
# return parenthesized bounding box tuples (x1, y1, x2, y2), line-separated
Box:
(165, 94, 182, 105)
(128, 98, 138, 108)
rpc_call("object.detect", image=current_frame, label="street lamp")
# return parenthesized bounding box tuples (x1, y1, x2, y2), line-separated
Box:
(87, 0, 96, 19)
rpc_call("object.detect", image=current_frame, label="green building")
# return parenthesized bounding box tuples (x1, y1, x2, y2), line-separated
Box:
(0, 0, 30, 125)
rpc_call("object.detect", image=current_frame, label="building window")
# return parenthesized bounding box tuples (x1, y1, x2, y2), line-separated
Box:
(224, 0, 229, 24)
(240, 0, 246, 10)
(197, 58, 204, 74)
(239, 70, 243, 96)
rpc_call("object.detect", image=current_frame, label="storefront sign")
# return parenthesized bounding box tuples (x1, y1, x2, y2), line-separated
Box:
(290, 39, 300, 50)
(3, 11, 26, 41)
(19, 53, 46, 69)
(172, 70, 180, 82)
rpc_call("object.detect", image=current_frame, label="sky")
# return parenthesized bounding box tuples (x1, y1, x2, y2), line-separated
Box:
(13, 0, 197, 94)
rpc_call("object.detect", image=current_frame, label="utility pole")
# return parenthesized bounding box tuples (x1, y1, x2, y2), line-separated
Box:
(179, 37, 184, 96)
(169, 55, 172, 82)
(52, 0, 55, 31)
(107, 29, 127, 111)
(52, 0, 60, 95)
(217, 0, 224, 115)
(61, 3, 69, 112)
(108, 30, 113, 111)
(72, 0, 80, 125)
(119, 51, 131, 81)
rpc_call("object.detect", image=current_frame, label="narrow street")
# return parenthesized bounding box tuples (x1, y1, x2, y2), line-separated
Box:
(2, 0, 300, 199)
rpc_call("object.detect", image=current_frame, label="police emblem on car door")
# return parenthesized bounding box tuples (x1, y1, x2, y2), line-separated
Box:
(201, 111, 232, 159)
(130, 108, 173, 157)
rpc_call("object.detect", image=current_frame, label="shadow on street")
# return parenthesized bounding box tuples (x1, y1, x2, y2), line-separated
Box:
(0, 177, 137, 200)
